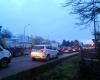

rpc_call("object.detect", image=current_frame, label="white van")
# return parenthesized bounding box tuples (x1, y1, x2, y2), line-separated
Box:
(31, 44, 59, 61)
(0, 46, 12, 68)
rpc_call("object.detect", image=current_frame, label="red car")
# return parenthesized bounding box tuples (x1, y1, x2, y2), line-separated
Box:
(58, 47, 73, 53)
(71, 46, 80, 52)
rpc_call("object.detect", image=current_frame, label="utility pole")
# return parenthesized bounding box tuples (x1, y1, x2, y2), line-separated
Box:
(24, 24, 30, 48)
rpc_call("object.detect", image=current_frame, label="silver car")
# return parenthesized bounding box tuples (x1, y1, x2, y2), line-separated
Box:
(31, 45, 59, 61)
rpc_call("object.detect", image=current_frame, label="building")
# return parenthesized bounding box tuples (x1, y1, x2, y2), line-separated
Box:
(6, 35, 32, 48)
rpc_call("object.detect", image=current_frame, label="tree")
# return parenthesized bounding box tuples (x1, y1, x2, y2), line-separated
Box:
(0, 26, 2, 32)
(65, 0, 100, 54)
(35, 36, 44, 44)
(31, 36, 46, 46)
(61, 40, 70, 46)
(61, 40, 66, 46)
(73, 40, 80, 47)
(65, 1, 100, 75)
(1, 29, 12, 39)
(31, 38, 36, 46)
(65, 0, 100, 25)
(70, 41, 74, 46)
(0, 28, 12, 48)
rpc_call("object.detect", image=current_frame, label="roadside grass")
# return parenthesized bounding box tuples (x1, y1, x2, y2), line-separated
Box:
(37, 54, 80, 80)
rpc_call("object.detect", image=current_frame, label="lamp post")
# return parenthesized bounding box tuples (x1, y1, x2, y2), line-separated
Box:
(24, 24, 30, 48)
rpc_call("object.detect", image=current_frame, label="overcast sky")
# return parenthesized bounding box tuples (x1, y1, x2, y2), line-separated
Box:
(0, 0, 93, 43)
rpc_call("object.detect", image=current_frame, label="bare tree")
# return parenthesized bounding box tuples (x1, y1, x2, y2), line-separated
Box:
(65, 0, 100, 52)
(0, 27, 12, 48)
(65, 0, 100, 25)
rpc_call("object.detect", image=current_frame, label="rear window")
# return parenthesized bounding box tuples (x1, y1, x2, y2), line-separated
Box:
(46, 46, 52, 49)
(33, 46, 44, 49)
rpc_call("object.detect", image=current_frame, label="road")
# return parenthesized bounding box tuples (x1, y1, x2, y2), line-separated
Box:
(0, 52, 78, 79)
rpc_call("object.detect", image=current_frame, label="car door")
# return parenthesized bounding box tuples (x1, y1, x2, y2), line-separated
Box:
(51, 47, 57, 57)
(46, 46, 53, 57)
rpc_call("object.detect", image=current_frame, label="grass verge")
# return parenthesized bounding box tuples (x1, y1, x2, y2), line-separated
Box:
(37, 54, 80, 80)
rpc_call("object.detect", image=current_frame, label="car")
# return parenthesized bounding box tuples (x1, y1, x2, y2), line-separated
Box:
(0, 46, 12, 68)
(58, 47, 73, 53)
(62, 47, 69, 53)
(72, 47, 80, 52)
(75, 47, 80, 52)
(72, 48, 76, 52)
(30, 44, 59, 61)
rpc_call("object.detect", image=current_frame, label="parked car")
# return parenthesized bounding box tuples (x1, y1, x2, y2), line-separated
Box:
(72, 47, 80, 52)
(0, 46, 12, 68)
(58, 47, 73, 53)
(30, 44, 59, 61)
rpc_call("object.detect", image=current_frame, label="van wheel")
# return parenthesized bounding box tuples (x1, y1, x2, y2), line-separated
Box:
(0, 59, 8, 68)
(46, 55, 50, 61)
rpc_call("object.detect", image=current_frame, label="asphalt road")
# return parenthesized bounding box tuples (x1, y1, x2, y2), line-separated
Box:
(0, 52, 78, 79)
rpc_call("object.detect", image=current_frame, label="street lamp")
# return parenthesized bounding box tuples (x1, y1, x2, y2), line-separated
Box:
(24, 24, 30, 48)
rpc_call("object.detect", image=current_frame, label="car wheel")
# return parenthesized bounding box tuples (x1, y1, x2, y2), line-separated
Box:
(46, 55, 50, 61)
(0, 59, 8, 68)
